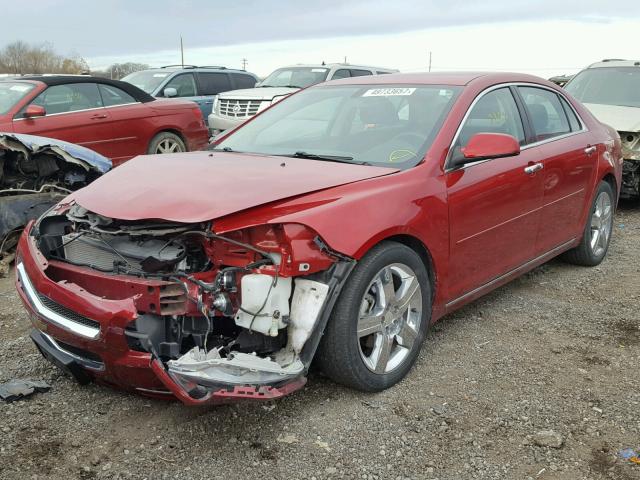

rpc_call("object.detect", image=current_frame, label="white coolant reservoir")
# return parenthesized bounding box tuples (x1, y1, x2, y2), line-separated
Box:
(234, 274, 292, 336)
(289, 279, 329, 353)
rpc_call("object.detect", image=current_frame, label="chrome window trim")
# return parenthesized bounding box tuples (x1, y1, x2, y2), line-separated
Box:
(17, 262, 101, 339)
(13, 105, 104, 121)
(13, 101, 141, 121)
(445, 82, 589, 172)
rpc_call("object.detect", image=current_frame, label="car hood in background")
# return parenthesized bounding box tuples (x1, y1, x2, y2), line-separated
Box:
(217, 87, 299, 101)
(70, 151, 398, 223)
(0, 133, 111, 173)
(583, 103, 640, 132)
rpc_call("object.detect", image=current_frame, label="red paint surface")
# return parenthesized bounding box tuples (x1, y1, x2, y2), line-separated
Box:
(16, 72, 623, 403)
(70, 152, 398, 222)
(0, 80, 209, 165)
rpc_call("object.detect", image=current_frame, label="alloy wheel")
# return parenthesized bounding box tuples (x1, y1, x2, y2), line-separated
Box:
(357, 263, 423, 374)
(155, 138, 184, 154)
(589, 191, 613, 257)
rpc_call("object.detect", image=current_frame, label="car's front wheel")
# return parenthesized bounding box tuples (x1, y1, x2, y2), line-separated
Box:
(147, 132, 186, 155)
(563, 180, 615, 266)
(317, 241, 431, 391)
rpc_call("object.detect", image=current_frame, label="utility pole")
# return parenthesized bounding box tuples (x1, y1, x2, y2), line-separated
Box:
(241, 58, 248, 71)
(428, 51, 432, 72)
(180, 36, 184, 67)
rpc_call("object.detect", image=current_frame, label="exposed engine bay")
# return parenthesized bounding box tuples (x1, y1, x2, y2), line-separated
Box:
(33, 202, 353, 400)
(0, 133, 110, 276)
(620, 130, 640, 198)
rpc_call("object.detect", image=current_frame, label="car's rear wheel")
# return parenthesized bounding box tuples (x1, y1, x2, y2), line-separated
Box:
(563, 180, 615, 266)
(317, 242, 431, 391)
(148, 132, 186, 155)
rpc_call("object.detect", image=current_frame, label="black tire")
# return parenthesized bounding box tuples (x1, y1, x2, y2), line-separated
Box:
(147, 132, 186, 155)
(563, 180, 615, 266)
(316, 241, 431, 392)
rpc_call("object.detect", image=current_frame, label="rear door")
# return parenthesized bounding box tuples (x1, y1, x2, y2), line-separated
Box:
(515, 86, 596, 255)
(194, 72, 233, 118)
(12, 83, 115, 157)
(446, 86, 545, 301)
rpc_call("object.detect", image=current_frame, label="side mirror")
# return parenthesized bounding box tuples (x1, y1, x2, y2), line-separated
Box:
(163, 87, 177, 98)
(453, 132, 520, 167)
(24, 105, 46, 118)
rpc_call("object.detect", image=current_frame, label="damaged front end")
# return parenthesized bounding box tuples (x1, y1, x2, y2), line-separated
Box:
(620, 131, 640, 198)
(1, 133, 110, 275)
(23, 203, 353, 404)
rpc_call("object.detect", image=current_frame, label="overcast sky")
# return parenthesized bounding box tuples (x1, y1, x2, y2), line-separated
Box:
(5, 1, 640, 77)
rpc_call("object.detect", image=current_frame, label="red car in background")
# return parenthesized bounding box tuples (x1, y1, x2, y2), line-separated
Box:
(15, 72, 622, 405)
(0, 76, 209, 166)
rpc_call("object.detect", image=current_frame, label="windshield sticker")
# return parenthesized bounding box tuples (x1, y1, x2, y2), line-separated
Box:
(152, 73, 169, 78)
(389, 149, 417, 162)
(311, 68, 328, 72)
(363, 88, 416, 97)
(9, 85, 30, 92)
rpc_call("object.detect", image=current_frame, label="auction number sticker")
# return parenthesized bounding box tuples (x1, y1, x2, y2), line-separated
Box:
(363, 87, 416, 97)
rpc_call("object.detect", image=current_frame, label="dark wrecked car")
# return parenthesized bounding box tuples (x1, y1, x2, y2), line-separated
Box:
(1, 133, 110, 275)
(15, 73, 621, 405)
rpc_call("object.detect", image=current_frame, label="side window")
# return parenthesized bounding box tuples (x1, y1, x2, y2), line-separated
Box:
(559, 96, 582, 132)
(232, 74, 257, 90)
(98, 84, 136, 107)
(31, 83, 102, 115)
(457, 88, 525, 148)
(164, 73, 197, 97)
(196, 73, 232, 96)
(518, 87, 570, 141)
(350, 69, 373, 77)
(331, 69, 351, 80)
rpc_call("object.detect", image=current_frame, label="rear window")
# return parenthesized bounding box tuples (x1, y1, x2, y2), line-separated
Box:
(232, 73, 257, 90)
(197, 72, 232, 96)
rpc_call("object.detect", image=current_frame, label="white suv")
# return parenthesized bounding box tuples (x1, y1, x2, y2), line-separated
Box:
(208, 63, 397, 135)
(564, 59, 640, 198)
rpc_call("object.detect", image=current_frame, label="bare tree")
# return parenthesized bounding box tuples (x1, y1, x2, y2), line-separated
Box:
(0, 41, 90, 75)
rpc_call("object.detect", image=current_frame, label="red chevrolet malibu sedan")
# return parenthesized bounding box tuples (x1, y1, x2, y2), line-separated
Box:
(0, 76, 209, 166)
(15, 72, 622, 404)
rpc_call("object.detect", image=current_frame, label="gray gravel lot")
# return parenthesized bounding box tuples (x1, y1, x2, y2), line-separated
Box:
(1, 202, 639, 480)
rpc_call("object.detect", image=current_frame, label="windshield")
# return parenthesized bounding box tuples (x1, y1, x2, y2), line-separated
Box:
(0, 82, 36, 114)
(215, 84, 461, 169)
(121, 70, 170, 94)
(565, 67, 640, 108)
(260, 67, 330, 88)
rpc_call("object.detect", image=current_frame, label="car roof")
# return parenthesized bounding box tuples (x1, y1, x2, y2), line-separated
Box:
(8, 75, 155, 102)
(144, 66, 257, 75)
(321, 71, 551, 87)
(586, 59, 640, 69)
(279, 63, 397, 71)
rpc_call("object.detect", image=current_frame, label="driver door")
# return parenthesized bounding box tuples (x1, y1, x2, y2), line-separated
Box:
(446, 87, 545, 302)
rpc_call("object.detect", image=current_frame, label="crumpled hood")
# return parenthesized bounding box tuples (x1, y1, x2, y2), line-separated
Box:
(70, 151, 398, 223)
(583, 103, 640, 132)
(0, 133, 112, 173)
(218, 87, 298, 101)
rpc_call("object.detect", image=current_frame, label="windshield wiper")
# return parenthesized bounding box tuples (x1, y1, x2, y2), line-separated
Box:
(278, 151, 370, 165)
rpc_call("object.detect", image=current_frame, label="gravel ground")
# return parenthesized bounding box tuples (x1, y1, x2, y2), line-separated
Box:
(1, 201, 639, 480)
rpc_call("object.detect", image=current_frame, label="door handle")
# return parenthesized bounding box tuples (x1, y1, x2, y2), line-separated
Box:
(584, 145, 597, 155)
(524, 163, 544, 175)
(90, 114, 108, 119)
